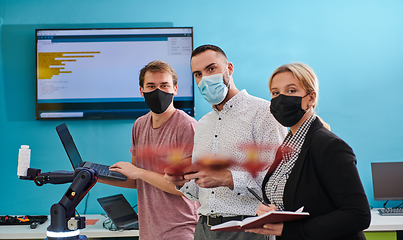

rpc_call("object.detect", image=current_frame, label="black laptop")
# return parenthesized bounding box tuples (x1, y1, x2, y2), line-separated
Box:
(55, 123, 127, 181)
(97, 194, 139, 229)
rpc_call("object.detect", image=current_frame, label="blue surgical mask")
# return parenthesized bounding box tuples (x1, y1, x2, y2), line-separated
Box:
(197, 70, 228, 105)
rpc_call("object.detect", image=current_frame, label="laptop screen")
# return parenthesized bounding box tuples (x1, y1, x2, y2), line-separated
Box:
(97, 194, 138, 227)
(56, 123, 83, 169)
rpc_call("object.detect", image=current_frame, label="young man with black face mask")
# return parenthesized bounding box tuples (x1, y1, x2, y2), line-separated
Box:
(99, 61, 199, 240)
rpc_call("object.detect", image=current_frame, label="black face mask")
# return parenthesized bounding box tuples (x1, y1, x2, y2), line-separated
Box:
(270, 94, 307, 127)
(143, 88, 174, 114)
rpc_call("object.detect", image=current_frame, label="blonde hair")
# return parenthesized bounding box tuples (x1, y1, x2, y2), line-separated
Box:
(269, 63, 330, 130)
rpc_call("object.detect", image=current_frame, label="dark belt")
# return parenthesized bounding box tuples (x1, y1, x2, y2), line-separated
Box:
(200, 215, 252, 227)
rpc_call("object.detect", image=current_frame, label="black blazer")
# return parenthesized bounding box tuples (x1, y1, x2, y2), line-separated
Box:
(262, 118, 371, 240)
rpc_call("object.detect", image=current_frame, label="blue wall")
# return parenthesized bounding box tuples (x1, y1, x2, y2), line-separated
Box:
(1, 0, 403, 215)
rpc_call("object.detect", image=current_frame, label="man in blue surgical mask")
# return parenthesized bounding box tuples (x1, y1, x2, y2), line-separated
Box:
(165, 45, 287, 240)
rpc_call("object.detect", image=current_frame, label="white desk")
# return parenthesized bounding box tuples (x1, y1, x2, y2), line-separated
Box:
(2, 210, 402, 239)
(0, 215, 139, 239)
(365, 209, 403, 232)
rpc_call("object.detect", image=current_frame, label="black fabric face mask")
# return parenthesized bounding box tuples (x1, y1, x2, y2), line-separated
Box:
(143, 88, 174, 114)
(270, 94, 306, 127)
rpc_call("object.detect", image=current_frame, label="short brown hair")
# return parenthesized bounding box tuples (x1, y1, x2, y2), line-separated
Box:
(139, 60, 178, 87)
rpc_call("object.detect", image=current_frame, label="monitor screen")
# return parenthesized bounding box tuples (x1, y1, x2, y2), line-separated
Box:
(36, 27, 194, 120)
(371, 162, 403, 201)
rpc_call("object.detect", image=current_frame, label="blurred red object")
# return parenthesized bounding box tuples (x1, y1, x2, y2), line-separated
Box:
(196, 154, 232, 170)
(237, 143, 292, 177)
(137, 145, 192, 176)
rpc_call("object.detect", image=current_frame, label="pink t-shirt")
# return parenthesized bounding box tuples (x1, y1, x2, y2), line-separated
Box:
(130, 110, 199, 240)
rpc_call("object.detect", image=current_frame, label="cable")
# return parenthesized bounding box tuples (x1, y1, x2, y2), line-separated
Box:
(102, 217, 126, 232)
(383, 200, 403, 209)
(83, 192, 90, 215)
(394, 201, 403, 209)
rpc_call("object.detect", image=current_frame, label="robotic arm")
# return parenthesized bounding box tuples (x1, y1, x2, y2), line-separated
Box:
(22, 167, 98, 240)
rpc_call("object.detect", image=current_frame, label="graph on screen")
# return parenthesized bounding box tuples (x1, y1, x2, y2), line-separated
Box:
(38, 51, 101, 79)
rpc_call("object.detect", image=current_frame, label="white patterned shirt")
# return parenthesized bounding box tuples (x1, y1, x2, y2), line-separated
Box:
(179, 90, 287, 217)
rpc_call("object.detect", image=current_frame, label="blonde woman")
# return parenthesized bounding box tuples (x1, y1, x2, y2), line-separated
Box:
(247, 63, 370, 240)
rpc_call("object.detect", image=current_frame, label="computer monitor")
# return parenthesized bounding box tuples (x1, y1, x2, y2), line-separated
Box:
(35, 27, 194, 120)
(371, 162, 403, 201)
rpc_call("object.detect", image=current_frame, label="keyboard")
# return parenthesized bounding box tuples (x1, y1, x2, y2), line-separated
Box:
(87, 162, 127, 181)
(378, 208, 403, 216)
(92, 163, 110, 175)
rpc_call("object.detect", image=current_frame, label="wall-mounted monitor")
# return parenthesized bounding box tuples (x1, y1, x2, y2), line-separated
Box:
(36, 27, 194, 120)
(371, 162, 403, 201)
